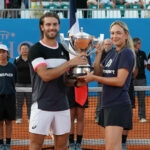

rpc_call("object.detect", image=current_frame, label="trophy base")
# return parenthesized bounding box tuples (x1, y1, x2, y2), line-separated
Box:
(69, 65, 93, 78)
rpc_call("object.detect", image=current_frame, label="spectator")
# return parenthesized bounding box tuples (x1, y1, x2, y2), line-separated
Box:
(78, 20, 135, 150)
(76, 0, 88, 18)
(145, 5, 150, 18)
(133, 37, 147, 123)
(87, 0, 116, 8)
(21, 0, 29, 9)
(124, 0, 144, 8)
(95, 38, 113, 123)
(0, 0, 5, 18)
(147, 52, 150, 70)
(87, 0, 98, 7)
(116, 0, 126, 7)
(143, 0, 150, 7)
(116, 0, 126, 5)
(30, 0, 43, 18)
(54, 0, 69, 18)
(22, 0, 29, 8)
(2, 0, 12, 18)
(99, 0, 116, 8)
(14, 43, 32, 124)
(28, 12, 88, 150)
(9, 0, 22, 18)
(0, 44, 17, 150)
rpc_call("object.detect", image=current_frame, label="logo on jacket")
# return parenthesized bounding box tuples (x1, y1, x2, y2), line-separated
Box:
(105, 59, 112, 67)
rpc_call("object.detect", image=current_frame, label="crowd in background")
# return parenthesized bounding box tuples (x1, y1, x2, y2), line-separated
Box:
(0, 0, 150, 18)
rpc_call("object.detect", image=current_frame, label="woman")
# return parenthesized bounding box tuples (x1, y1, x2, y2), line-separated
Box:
(78, 20, 136, 150)
(14, 43, 32, 124)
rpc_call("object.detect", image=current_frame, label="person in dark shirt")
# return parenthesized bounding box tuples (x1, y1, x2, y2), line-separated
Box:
(28, 12, 88, 150)
(94, 38, 136, 150)
(0, 44, 17, 150)
(78, 20, 135, 150)
(76, 0, 87, 18)
(133, 37, 148, 123)
(95, 38, 113, 123)
(14, 43, 32, 124)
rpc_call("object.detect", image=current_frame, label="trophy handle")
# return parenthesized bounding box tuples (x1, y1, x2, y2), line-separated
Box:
(87, 34, 104, 56)
(60, 33, 77, 56)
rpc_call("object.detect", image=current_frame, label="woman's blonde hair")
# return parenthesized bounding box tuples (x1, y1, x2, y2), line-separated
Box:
(110, 20, 136, 71)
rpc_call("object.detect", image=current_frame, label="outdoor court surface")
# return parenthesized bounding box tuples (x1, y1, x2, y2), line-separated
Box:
(10, 96, 150, 150)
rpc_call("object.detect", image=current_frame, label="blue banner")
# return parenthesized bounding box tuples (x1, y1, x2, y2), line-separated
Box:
(0, 19, 150, 86)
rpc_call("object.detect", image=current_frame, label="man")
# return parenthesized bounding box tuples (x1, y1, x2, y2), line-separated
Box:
(0, 44, 17, 150)
(14, 43, 32, 124)
(133, 37, 147, 123)
(30, 0, 43, 18)
(28, 12, 88, 150)
(76, 0, 87, 18)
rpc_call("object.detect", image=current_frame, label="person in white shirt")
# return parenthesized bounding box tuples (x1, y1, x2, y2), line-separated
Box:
(124, 0, 144, 8)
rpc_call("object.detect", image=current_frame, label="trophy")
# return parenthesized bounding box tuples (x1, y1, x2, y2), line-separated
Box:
(60, 27, 104, 78)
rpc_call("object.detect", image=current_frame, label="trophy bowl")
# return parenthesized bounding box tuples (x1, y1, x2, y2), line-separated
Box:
(69, 64, 92, 78)
(59, 27, 104, 78)
(69, 31, 93, 54)
(68, 29, 94, 77)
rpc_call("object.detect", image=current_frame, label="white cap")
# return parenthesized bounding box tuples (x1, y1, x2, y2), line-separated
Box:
(0, 44, 8, 51)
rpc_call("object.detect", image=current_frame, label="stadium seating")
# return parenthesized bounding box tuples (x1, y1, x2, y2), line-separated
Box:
(45, 3, 57, 10)
(14, 1, 150, 19)
(88, 4, 99, 18)
(130, 4, 141, 18)
(60, 3, 69, 9)
(116, 5, 126, 17)
(124, 9, 139, 18)
(92, 10, 106, 18)
(106, 9, 121, 18)
(141, 4, 150, 18)
(42, 1, 50, 8)
(130, 4, 141, 9)
(103, 4, 114, 18)
(59, 3, 69, 18)
(77, 10, 83, 18)
(146, 4, 150, 8)
(103, 4, 113, 9)
(43, 3, 59, 17)
(21, 10, 30, 18)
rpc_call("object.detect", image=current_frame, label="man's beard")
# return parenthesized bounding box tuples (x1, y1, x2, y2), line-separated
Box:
(45, 31, 59, 40)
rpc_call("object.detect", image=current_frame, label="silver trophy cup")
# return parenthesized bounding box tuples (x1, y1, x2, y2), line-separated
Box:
(60, 27, 104, 78)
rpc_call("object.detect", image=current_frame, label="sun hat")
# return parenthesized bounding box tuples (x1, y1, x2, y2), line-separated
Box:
(0, 44, 8, 51)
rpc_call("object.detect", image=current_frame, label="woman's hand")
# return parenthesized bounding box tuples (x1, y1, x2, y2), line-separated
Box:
(77, 70, 95, 83)
(94, 41, 104, 55)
